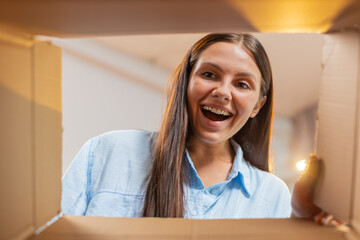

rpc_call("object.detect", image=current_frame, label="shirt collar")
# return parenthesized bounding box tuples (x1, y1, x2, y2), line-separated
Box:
(184, 139, 253, 197)
(229, 138, 252, 197)
(184, 150, 204, 189)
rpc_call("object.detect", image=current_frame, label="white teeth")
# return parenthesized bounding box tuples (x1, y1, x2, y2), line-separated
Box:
(202, 106, 230, 116)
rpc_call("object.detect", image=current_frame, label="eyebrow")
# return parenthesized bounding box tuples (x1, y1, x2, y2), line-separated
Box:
(202, 62, 258, 81)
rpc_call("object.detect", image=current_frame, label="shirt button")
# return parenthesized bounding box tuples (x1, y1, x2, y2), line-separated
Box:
(210, 188, 219, 195)
(191, 210, 197, 216)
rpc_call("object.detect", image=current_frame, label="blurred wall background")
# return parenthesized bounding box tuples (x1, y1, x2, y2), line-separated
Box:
(40, 33, 323, 191)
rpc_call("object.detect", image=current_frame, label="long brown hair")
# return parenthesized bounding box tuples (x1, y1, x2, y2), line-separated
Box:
(142, 33, 274, 218)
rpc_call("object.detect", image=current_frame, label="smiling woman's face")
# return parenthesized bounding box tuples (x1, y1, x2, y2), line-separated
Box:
(187, 42, 266, 144)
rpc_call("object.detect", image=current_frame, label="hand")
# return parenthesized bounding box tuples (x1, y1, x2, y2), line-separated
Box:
(291, 154, 322, 218)
(291, 154, 347, 228)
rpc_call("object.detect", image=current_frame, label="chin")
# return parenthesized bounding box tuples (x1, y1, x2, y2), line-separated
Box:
(193, 131, 230, 145)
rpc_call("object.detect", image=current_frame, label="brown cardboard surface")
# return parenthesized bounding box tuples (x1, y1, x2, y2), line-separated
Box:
(1, 4, 360, 239)
(0, 31, 35, 240)
(0, 28, 62, 240)
(347, 229, 360, 240)
(32, 215, 348, 240)
(0, 23, 34, 48)
(351, 35, 360, 234)
(33, 41, 62, 229)
(0, 0, 359, 37)
(315, 32, 360, 222)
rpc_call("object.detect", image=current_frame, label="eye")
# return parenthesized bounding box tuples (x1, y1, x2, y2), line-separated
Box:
(201, 71, 217, 80)
(236, 82, 250, 89)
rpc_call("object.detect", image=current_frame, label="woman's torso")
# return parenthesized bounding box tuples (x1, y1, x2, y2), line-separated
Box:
(61, 130, 292, 218)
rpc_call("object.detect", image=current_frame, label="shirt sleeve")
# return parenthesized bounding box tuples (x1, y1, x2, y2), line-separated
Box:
(272, 182, 292, 218)
(61, 137, 96, 215)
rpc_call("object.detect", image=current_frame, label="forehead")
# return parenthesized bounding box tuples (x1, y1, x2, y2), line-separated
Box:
(195, 42, 261, 77)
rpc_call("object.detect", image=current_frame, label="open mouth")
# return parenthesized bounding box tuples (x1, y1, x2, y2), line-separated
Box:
(201, 106, 232, 122)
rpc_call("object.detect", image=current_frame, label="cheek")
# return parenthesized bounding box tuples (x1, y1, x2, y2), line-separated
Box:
(187, 78, 208, 104)
(233, 93, 259, 114)
(187, 80, 198, 117)
(188, 77, 201, 94)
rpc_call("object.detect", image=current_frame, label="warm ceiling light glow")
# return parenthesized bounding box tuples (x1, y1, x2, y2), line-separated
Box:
(228, 0, 355, 33)
(296, 159, 308, 172)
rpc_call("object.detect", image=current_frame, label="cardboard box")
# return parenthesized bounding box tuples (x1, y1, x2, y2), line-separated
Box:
(0, 1, 360, 239)
(315, 32, 360, 224)
(0, 0, 360, 36)
(0, 26, 62, 240)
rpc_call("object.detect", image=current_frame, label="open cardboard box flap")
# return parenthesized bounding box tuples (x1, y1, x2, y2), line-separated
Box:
(0, 1, 360, 239)
(32, 215, 347, 240)
(0, 30, 62, 240)
(0, 0, 360, 37)
(314, 32, 360, 223)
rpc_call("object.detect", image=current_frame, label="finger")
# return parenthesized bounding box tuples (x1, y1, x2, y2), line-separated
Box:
(314, 211, 347, 228)
(314, 211, 328, 225)
(303, 153, 320, 181)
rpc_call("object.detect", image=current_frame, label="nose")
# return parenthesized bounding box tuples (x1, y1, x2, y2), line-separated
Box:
(211, 80, 232, 102)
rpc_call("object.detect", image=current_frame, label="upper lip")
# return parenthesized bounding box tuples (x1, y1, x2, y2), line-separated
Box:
(200, 104, 234, 116)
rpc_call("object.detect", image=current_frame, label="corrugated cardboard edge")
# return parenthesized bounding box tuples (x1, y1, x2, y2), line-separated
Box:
(349, 30, 360, 236)
(315, 32, 360, 222)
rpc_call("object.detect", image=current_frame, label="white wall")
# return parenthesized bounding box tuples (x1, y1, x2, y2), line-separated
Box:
(272, 116, 296, 190)
(57, 39, 170, 174)
(271, 105, 318, 191)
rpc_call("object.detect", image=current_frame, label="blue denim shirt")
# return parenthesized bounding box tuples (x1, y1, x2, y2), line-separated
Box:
(61, 130, 291, 218)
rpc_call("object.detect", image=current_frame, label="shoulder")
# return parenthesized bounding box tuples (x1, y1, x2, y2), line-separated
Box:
(61, 130, 156, 215)
(249, 165, 291, 199)
(87, 130, 156, 156)
(89, 129, 157, 169)
(248, 165, 292, 217)
(89, 130, 157, 194)
(93, 129, 156, 147)
(250, 166, 289, 193)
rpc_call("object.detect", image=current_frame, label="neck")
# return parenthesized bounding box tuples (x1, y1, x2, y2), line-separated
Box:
(186, 135, 235, 188)
(187, 136, 234, 166)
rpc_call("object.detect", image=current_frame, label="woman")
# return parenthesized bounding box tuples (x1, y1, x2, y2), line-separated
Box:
(62, 33, 319, 219)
